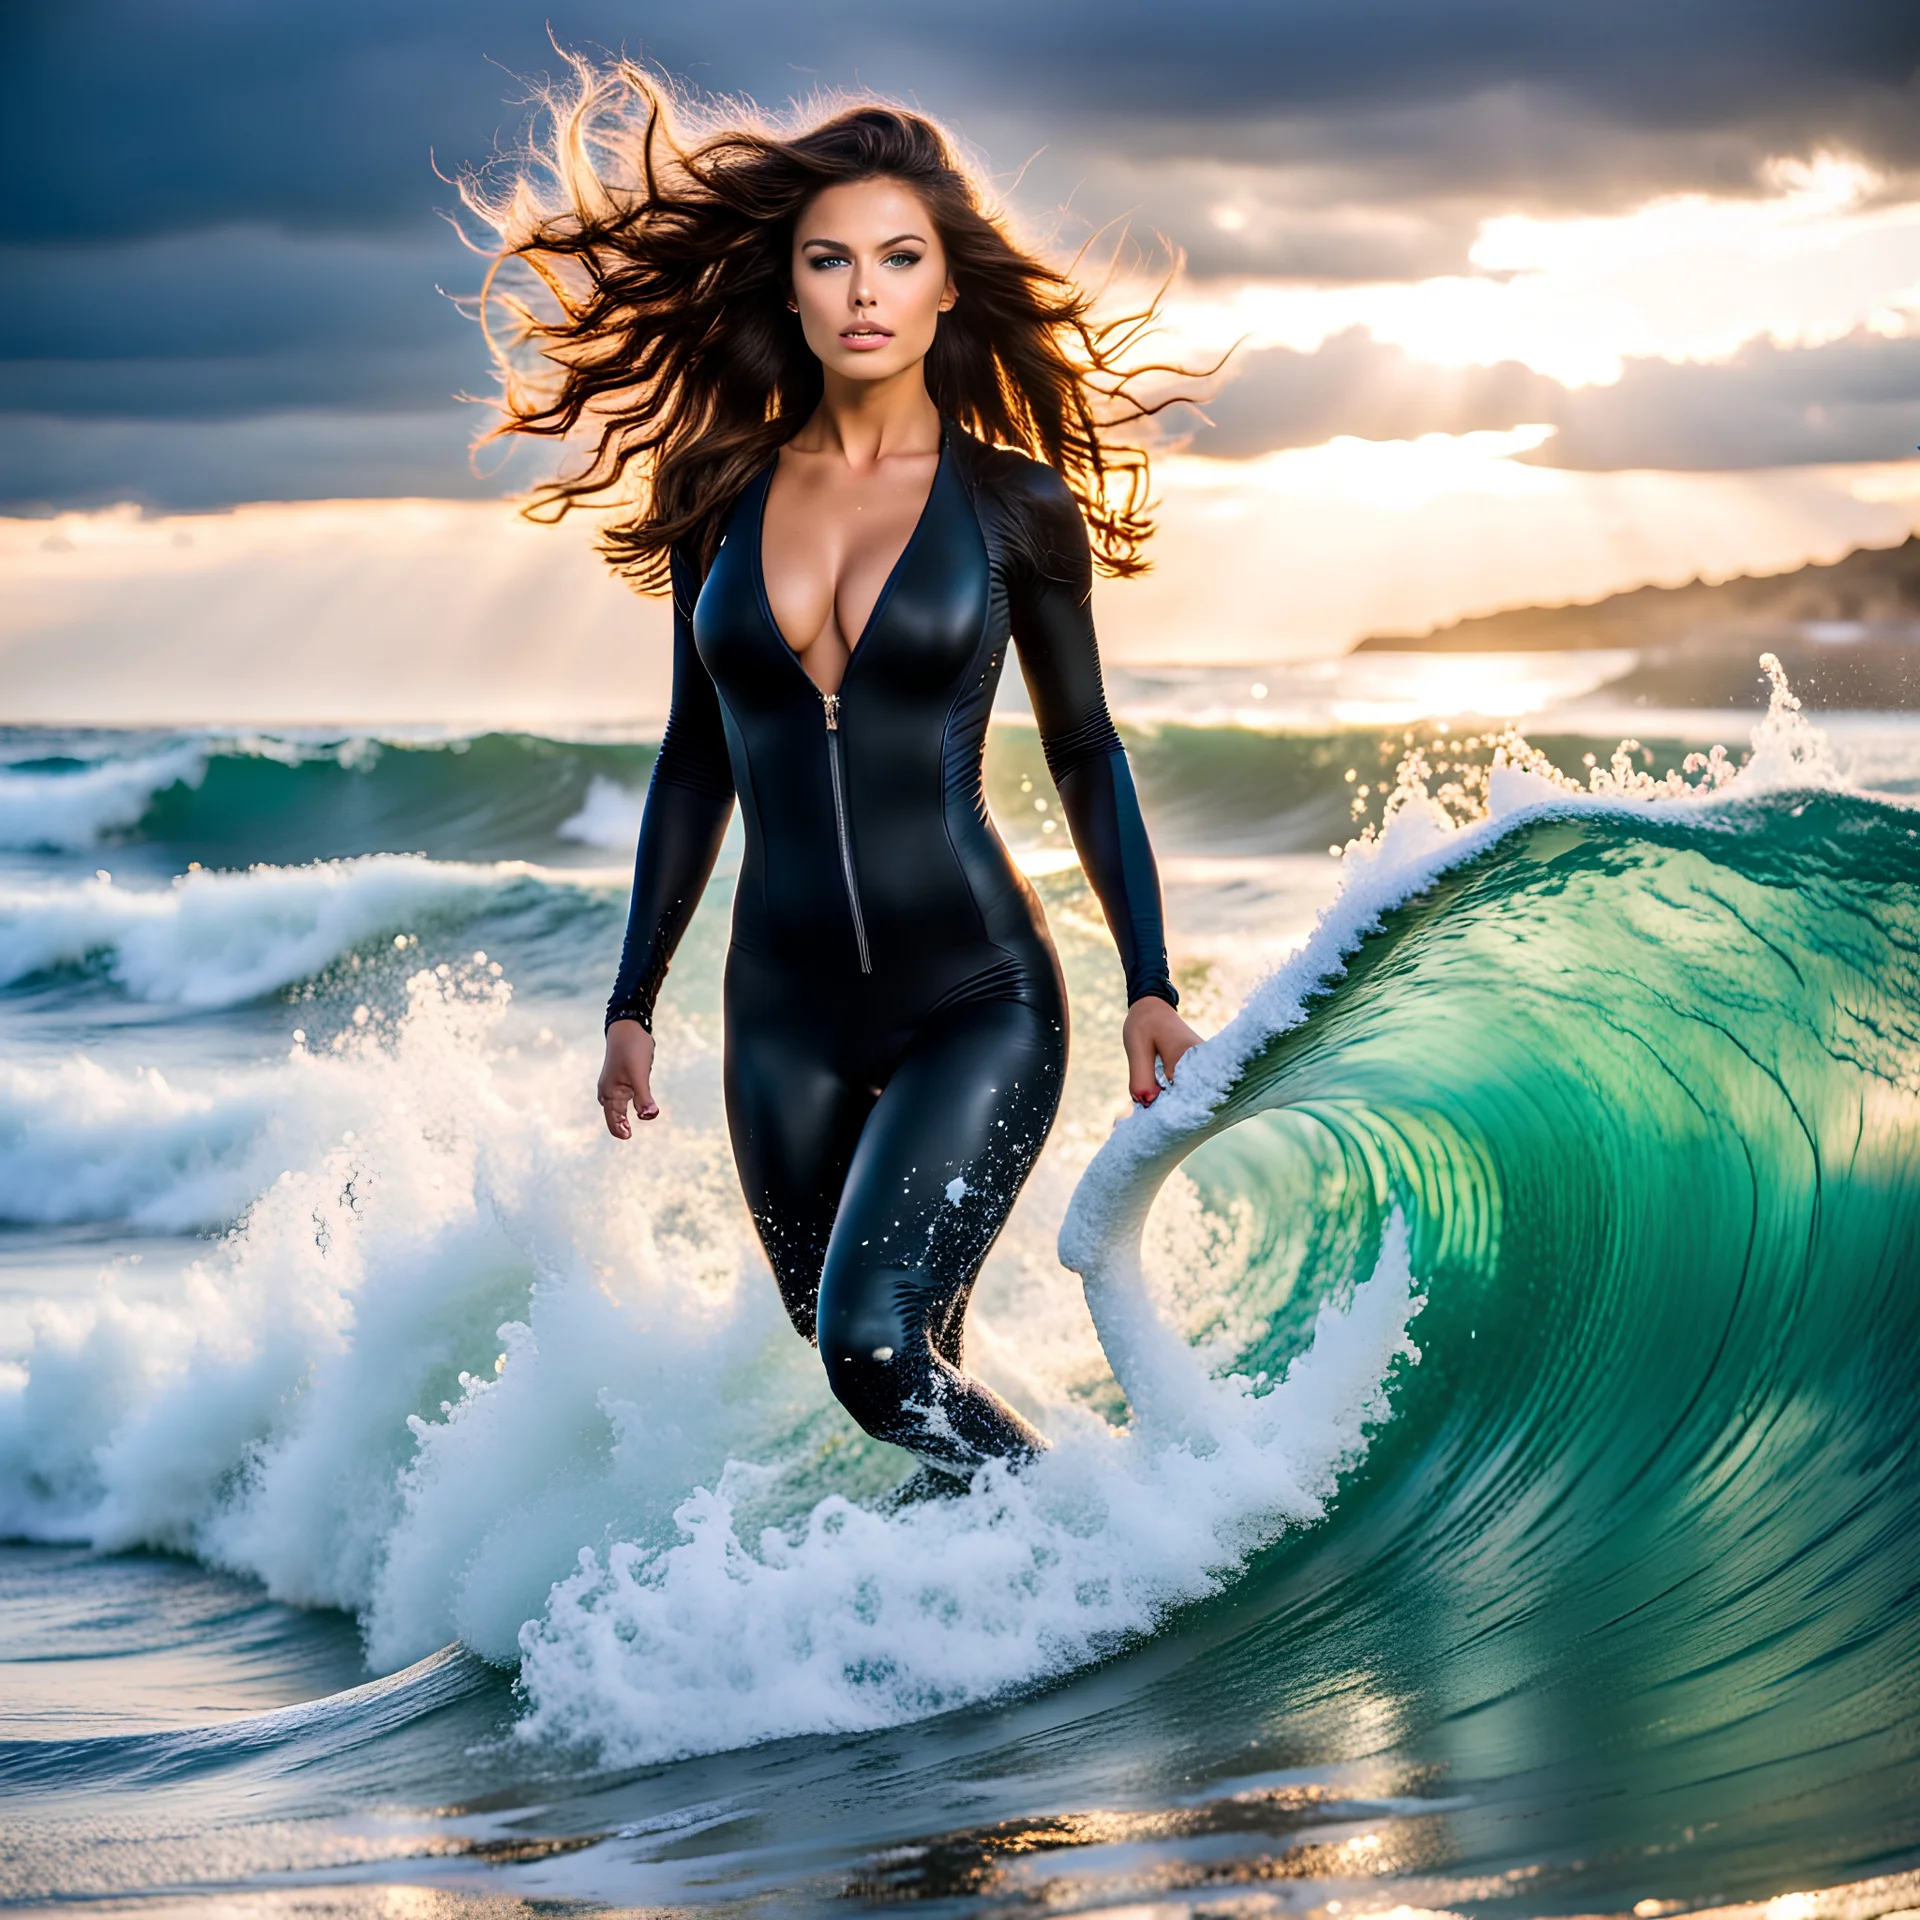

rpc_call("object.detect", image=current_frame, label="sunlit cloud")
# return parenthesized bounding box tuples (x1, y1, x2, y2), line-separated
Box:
(1163, 426, 1565, 507)
(1155, 155, 1920, 386)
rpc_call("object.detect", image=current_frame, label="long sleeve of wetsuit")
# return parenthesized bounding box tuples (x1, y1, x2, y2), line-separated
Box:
(605, 545, 736, 1032)
(1006, 470, 1179, 1011)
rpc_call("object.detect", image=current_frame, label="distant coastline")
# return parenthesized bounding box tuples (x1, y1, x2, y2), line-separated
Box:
(1352, 534, 1920, 708)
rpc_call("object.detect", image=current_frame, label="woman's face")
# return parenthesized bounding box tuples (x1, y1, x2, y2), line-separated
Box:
(789, 176, 956, 385)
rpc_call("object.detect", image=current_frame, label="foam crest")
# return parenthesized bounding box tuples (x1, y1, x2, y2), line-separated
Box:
(0, 1054, 360, 1229)
(513, 1221, 1420, 1765)
(0, 965, 526, 1551)
(0, 916, 1421, 1750)
(1059, 658, 1843, 1408)
(0, 961, 829, 1672)
(0, 855, 553, 1007)
(0, 743, 209, 852)
(20, 689, 1840, 1765)
(558, 775, 645, 851)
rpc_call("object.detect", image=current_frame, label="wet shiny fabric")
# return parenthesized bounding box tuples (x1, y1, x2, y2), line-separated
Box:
(605, 423, 1175, 1470)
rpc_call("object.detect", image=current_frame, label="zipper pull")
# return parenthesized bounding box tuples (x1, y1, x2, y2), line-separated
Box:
(822, 691, 840, 731)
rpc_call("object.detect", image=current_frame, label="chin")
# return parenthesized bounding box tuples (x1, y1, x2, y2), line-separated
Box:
(833, 354, 917, 381)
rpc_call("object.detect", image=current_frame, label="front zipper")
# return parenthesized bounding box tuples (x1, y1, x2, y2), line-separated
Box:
(821, 690, 872, 973)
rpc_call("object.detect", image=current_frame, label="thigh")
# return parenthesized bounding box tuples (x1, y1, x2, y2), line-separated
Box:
(816, 995, 1066, 1364)
(723, 1005, 876, 1343)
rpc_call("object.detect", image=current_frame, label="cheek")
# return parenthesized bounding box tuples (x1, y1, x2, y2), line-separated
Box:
(898, 269, 949, 339)
(792, 270, 832, 320)
(792, 274, 846, 352)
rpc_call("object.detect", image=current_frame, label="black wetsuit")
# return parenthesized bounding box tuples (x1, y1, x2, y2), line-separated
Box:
(606, 421, 1177, 1474)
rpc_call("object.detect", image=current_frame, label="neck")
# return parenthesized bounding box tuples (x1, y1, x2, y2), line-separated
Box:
(798, 365, 942, 467)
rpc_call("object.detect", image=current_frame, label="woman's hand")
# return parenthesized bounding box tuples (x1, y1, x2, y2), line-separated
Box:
(1123, 995, 1203, 1107)
(598, 1019, 659, 1138)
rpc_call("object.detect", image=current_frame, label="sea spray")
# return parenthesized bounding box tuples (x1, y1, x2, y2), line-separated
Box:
(511, 1218, 1422, 1766)
(0, 856, 616, 1008)
(0, 1051, 356, 1230)
(1059, 655, 1847, 1429)
(0, 934, 1423, 1725)
(0, 963, 527, 1559)
(0, 953, 844, 1665)
(7, 677, 1920, 1913)
(1, 658, 1904, 1775)
(0, 741, 212, 852)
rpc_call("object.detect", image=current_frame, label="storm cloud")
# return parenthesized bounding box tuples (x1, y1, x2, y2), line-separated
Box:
(9, 1, 1917, 242)
(3, 0, 1917, 508)
(1188, 326, 1920, 470)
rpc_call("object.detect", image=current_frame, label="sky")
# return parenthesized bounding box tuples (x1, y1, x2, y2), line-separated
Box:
(5, 1, 1920, 721)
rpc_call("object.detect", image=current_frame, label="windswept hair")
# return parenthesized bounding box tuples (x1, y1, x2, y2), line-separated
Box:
(463, 60, 1187, 591)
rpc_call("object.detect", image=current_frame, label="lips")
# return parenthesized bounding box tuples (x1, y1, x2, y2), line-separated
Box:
(839, 326, 893, 350)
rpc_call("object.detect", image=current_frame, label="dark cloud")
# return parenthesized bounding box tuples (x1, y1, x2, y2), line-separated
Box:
(1541, 329, 1920, 468)
(4, 0, 1916, 507)
(0, 228, 485, 418)
(0, 348, 479, 423)
(1187, 327, 1920, 469)
(5, 0, 1916, 245)
(25, 323, 1915, 515)
(0, 410, 542, 516)
(0, 230, 470, 362)
(1178, 330, 1557, 454)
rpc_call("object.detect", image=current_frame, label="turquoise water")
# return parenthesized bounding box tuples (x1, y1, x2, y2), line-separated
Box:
(3, 696, 1919, 1916)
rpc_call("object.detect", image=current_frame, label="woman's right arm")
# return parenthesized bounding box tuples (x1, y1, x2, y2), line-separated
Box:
(600, 545, 735, 1135)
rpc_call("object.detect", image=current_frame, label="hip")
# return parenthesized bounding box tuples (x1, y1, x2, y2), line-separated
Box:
(723, 920, 1066, 1077)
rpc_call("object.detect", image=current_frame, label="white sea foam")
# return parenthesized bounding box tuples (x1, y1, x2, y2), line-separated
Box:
(0, 743, 210, 852)
(0, 941, 1421, 1759)
(0, 964, 821, 1657)
(8, 692, 1833, 1765)
(597, 663, 1853, 1773)
(558, 775, 646, 851)
(513, 1224, 1418, 1764)
(0, 1054, 365, 1230)
(4, 681, 1831, 1762)
(1059, 655, 1848, 1436)
(0, 855, 572, 1008)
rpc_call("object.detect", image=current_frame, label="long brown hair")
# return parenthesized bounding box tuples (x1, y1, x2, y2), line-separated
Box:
(463, 60, 1186, 591)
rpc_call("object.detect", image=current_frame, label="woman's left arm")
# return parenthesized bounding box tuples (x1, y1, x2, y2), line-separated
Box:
(1006, 466, 1202, 1103)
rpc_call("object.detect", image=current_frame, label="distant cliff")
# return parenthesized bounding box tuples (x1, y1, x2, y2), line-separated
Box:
(1352, 535, 1920, 706)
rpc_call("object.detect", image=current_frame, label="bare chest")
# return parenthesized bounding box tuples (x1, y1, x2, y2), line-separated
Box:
(759, 450, 941, 685)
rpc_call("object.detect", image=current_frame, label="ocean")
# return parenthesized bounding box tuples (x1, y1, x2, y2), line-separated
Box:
(3, 659, 1919, 1918)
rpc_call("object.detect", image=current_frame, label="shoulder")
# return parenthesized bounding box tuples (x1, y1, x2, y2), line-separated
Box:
(949, 429, 1088, 577)
(953, 430, 1077, 517)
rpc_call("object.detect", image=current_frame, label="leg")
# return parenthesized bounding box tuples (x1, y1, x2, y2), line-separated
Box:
(815, 996, 1066, 1474)
(724, 1011, 875, 1343)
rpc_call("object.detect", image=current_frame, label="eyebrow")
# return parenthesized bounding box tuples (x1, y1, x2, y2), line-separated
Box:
(800, 232, 929, 249)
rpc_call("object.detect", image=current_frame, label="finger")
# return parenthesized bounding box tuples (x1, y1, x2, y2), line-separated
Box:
(1160, 1028, 1197, 1076)
(630, 1067, 659, 1121)
(600, 1083, 633, 1139)
(1123, 1023, 1161, 1105)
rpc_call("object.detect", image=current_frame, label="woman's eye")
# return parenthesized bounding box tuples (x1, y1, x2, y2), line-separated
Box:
(808, 252, 851, 270)
(883, 251, 922, 269)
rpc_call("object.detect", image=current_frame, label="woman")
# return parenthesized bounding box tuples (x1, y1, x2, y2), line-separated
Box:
(474, 71, 1202, 1478)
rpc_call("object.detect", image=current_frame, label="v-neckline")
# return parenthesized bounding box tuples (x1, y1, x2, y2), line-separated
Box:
(751, 424, 949, 689)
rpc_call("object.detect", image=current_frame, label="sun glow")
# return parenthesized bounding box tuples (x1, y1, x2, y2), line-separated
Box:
(1163, 426, 1564, 508)
(1155, 153, 1920, 386)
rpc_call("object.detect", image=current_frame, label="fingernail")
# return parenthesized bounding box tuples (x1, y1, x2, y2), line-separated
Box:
(640, 1103, 659, 1119)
